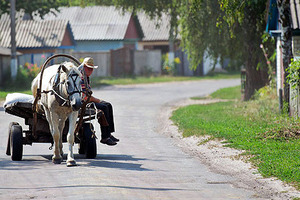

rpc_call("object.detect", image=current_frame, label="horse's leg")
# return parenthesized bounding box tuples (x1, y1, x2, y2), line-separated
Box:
(49, 112, 63, 164)
(58, 116, 67, 159)
(44, 108, 60, 163)
(66, 112, 78, 167)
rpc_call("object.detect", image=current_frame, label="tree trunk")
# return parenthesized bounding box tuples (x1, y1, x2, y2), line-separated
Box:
(277, 0, 292, 107)
(242, 5, 269, 101)
(244, 43, 269, 101)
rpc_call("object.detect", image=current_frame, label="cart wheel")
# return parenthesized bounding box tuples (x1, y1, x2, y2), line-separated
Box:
(6, 122, 19, 156)
(83, 123, 97, 159)
(10, 124, 23, 161)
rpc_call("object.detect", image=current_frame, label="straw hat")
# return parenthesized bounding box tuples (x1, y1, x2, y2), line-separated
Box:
(82, 57, 98, 69)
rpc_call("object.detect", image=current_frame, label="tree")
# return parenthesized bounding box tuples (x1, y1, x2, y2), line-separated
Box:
(178, 0, 244, 71)
(0, 0, 65, 18)
(104, 0, 272, 100)
(219, 0, 271, 100)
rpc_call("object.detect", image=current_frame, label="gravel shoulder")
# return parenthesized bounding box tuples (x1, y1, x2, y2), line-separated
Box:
(158, 98, 300, 200)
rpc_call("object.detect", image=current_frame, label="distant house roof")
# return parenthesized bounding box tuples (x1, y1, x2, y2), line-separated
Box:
(137, 12, 171, 41)
(0, 46, 21, 56)
(0, 14, 74, 49)
(41, 6, 143, 41)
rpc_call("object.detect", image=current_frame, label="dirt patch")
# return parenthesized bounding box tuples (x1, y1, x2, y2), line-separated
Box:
(158, 98, 300, 200)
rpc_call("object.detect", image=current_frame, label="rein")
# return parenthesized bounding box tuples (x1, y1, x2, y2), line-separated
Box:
(32, 54, 87, 138)
(50, 65, 82, 107)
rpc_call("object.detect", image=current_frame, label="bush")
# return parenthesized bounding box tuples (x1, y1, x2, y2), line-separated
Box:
(2, 63, 41, 91)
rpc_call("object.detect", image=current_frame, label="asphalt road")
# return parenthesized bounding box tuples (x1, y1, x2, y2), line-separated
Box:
(0, 79, 269, 200)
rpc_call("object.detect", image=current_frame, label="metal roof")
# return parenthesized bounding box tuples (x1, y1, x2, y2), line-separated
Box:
(0, 14, 71, 48)
(291, 0, 300, 29)
(0, 46, 21, 56)
(137, 12, 171, 41)
(41, 6, 132, 41)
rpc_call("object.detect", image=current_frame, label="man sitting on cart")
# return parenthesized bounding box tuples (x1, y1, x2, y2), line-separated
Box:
(78, 57, 119, 146)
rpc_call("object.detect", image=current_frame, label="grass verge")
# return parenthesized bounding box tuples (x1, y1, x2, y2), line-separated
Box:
(171, 86, 300, 189)
(191, 85, 241, 100)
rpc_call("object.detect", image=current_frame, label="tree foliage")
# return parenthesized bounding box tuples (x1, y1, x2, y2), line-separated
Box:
(0, 0, 65, 18)
(179, 0, 243, 70)
(219, 0, 273, 100)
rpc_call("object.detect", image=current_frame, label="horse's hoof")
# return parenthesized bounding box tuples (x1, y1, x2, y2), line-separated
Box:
(52, 158, 62, 164)
(67, 160, 77, 167)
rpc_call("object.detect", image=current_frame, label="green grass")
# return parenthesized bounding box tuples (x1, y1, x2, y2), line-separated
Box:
(191, 85, 241, 100)
(171, 86, 300, 188)
(210, 85, 241, 100)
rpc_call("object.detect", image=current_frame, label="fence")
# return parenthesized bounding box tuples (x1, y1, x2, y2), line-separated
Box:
(71, 51, 110, 77)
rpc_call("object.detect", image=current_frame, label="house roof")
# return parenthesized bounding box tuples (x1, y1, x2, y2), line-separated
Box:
(0, 14, 74, 49)
(41, 6, 141, 41)
(137, 12, 170, 41)
(0, 46, 21, 56)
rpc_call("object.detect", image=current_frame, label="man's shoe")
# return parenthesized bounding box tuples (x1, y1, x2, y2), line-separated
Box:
(100, 138, 117, 146)
(110, 135, 119, 142)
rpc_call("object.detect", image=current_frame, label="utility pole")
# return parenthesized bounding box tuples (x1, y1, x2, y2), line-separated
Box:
(10, 0, 17, 79)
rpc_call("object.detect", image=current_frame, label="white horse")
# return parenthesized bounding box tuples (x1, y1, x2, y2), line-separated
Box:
(31, 62, 83, 166)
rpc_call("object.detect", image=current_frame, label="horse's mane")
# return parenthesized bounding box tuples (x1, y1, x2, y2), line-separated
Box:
(61, 62, 82, 77)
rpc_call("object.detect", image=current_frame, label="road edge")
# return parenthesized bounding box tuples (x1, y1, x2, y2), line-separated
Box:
(157, 98, 300, 200)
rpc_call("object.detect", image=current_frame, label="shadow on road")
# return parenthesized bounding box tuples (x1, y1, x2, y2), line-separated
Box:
(1, 154, 151, 171)
(0, 184, 185, 192)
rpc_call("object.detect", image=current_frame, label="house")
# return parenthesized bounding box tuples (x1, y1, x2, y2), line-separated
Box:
(41, 6, 144, 52)
(266, 0, 300, 115)
(136, 11, 222, 76)
(0, 13, 75, 66)
(39, 6, 144, 76)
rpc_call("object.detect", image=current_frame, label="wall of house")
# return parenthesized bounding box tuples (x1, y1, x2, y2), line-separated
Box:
(74, 41, 124, 52)
(202, 51, 222, 75)
(134, 50, 161, 75)
(124, 16, 140, 39)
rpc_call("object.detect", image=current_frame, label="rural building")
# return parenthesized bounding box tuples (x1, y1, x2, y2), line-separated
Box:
(0, 13, 75, 66)
(266, 0, 300, 116)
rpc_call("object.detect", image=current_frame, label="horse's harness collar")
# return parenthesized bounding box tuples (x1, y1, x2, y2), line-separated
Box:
(42, 64, 82, 107)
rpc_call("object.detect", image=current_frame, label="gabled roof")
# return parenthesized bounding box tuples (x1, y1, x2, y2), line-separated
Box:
(0, 46, 21, 56)
(0, 14, 74, 49)
(41, 6, 142, 41)
(137, 12, 170, 41)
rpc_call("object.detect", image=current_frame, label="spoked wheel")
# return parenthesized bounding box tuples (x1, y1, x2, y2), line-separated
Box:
(82, 123, 97, 159)
(7, 123, 23, 161)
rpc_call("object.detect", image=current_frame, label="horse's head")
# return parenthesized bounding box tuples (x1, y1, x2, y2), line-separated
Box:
(59, 63, 83, 111)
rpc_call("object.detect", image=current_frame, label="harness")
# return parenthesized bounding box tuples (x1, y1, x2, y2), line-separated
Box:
(43, 64, 82, 107)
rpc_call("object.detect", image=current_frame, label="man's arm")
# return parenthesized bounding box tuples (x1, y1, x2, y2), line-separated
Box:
(89, 95, 101, 103)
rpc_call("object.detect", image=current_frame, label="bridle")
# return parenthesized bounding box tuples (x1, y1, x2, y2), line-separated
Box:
(51, 65, 82, 107)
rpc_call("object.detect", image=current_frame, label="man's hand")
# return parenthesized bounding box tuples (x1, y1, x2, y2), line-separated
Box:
(85, 88, 93, 96)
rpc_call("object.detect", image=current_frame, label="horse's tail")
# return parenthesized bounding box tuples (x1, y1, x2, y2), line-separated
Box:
(31, 73, 40, 98)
